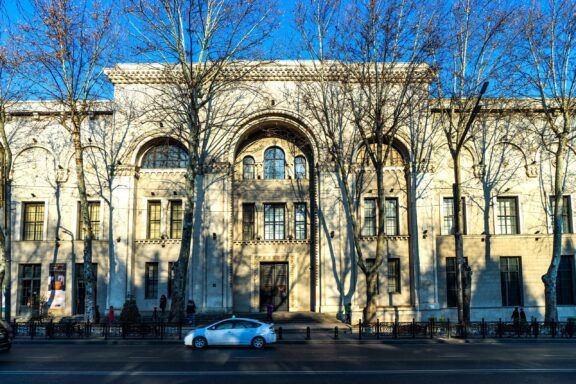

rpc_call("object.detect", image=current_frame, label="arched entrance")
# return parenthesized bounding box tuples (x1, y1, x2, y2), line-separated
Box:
(230, 119, 316, 313)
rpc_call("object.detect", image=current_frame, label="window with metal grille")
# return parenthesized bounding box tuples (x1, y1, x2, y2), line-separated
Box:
(497, 197, 519, 234)
(294, 156, 306, 179)
(145, 262, 159, 299)
(387, 259, 400, 293)
(384, 198, 399, 235)
(147, 201, 161, 239)
(294, 203, 307, 240)
(557, 255, 575, 305)
(264, 147, 285, 179)
(18, 264, 41, 308)
(168, 262, 176, 299)
(78, 201, 100, 240)
(242, 203, 255, 240)
(23, 202, 44, 240)
(443, 197, 466, 235)
(141, 140, 188, 168)
(264, 204, 284, 240)
(446, 257, 469, 307)
(363, 198, 376, 236)
(243, 156, 255, 180)
(549, 196, 572, 234)
(170, 200, 183, 239)
(500, 257, 523, 306)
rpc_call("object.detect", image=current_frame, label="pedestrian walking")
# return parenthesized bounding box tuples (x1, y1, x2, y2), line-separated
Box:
(186, 300, 196, 326)
(108, 305, 114, 323)
(159, 294, 167, 314)
(511, 307, 519, 324)
(344, 302, 351, 324)
(520, 307, 527, 335)
(152, 307, 159, 322)
(266, 302, 274, 322)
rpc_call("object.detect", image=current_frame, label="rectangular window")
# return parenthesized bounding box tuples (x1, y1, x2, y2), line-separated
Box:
(23, 202, 44, 240)
(242, 203, 255, 241)
(366, 258, 380, 294)
(264, 204, 285, 240)
(18, 264, 41, 309)
(147, 201, 161, 239)
(78, 201, 101, 240)
(550, 196, 572, 234)
(363, 198, 376, 236)
(446, 257, 469, 307)
(168, 262, 176, 299)
(384, 198, 399, 236)
(387, 259, 401, 293)
(145, 262, 159, 299)
(294, 203, 307, 240)
(500, 257, 523, 306)
(497, 197, 519, 234)
(443, 197, 466, 235)
(170, 201, 183, 239)
(557, 256, 575, 305)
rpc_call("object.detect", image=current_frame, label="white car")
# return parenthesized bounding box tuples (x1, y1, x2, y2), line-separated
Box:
(184, 318, 277, 349)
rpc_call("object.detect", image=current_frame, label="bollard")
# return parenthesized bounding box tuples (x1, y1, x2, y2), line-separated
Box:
(412, 318, 416, 339)
(278, 326, 283, 340)
(429, 318, 434, 339)
(393, 321, 398, 339)
(498, 318, 503, 338)
(376, 319, 380, 339)
(447, 319, 451, 339)
(334, 326, 339, 340)
(481, 318, 486, 339)
(358, 319, 362, 340)
(305, 326, 311, 340)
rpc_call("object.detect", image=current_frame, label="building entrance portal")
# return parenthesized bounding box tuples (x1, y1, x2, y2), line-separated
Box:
(259, 262, 289, 312)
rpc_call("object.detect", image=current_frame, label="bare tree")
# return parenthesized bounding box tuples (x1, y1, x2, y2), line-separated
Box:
(20, 0, 121, 321)
(295, 0, 437, 322)
(520, 0, 576, 322)
(0, 0, 29, 321)
(83, 97, 138, 310)
(125, 0, 279, 321)
(469, 105, 526, 263)
(432, 0, 517, 324)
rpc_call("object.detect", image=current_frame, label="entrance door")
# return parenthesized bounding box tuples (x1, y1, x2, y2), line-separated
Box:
(75, 263, 97, 315)
(260, 262, 288, 312)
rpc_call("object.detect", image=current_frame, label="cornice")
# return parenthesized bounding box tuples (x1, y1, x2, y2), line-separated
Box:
(104, 61, 435, 85)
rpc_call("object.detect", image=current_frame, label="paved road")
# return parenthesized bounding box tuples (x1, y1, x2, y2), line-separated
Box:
(1, 342, 575, 383)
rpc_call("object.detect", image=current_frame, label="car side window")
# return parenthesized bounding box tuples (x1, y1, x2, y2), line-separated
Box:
(214, 321, 235, 330)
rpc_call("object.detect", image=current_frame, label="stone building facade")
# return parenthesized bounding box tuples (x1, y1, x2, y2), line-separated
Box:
(1, 62, 575, 321)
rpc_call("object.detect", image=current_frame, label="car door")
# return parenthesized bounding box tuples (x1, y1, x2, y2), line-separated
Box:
(205, 320, 236, 345)
(236, 320, 259, 345)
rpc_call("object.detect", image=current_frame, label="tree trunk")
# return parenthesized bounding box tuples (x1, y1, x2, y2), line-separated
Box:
(452, 154, 468, 324)
(483, 186, 492, 263)
(169, 167, 196, 322)
(71, 123, 95, 322)
(542, 135, 568, 322)
(106, 203, 115, 309)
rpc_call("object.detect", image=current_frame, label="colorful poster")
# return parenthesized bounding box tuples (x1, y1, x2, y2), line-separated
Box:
(47, 263, 66, 312)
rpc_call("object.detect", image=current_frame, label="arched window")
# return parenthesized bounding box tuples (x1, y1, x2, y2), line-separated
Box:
(243, 156, 255, 179)
(141, 140, 188, 169)
(264, 147, 285, 179)
(294, 156, 306, 179)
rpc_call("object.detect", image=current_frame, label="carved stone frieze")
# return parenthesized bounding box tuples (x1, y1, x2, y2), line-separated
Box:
(525, 163, 538, 178)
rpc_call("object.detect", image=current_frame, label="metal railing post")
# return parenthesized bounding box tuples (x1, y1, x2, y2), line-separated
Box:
(278, 326, 283, 340)
(334, 326, 339, 340)
(358, 319, 362, 340)
(412, 318, 416, 339)
(376, 319, 380, 339)
(305, 326, 311, 340)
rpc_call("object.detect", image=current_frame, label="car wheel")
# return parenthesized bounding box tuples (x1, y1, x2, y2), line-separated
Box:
(251, 336, 266, 349)
(193, 336, 207, 349)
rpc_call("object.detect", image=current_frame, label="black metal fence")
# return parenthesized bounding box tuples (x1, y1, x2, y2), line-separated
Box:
(10, 318, 576, 341)
(356, 318, 576, 339)
(11, 320, 188, 340)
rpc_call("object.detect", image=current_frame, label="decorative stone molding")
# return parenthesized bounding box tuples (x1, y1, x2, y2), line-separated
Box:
(525, 163, 538, 178)
(105, 62, 435, 85)
(134, 239, 182, 245)
(359, 235, 410, 241)
(233, 240, 310, 246)
(116, 165, 138, 177)
(55, 169, 69, 183)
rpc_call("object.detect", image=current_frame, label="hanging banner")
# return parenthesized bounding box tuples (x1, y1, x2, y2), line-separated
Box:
(47, 263, 66, 312)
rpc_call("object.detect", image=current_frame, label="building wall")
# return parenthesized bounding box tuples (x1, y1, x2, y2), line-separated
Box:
(3, 63, 576, 322)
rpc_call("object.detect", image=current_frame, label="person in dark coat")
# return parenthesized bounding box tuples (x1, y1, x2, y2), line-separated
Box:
(266, 302, 274, 322)
(159, 294, 167, 314)
(186, 300, 196, 326)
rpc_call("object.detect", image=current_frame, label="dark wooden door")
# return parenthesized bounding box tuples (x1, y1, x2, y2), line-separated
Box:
(260, 262, 289, 312)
